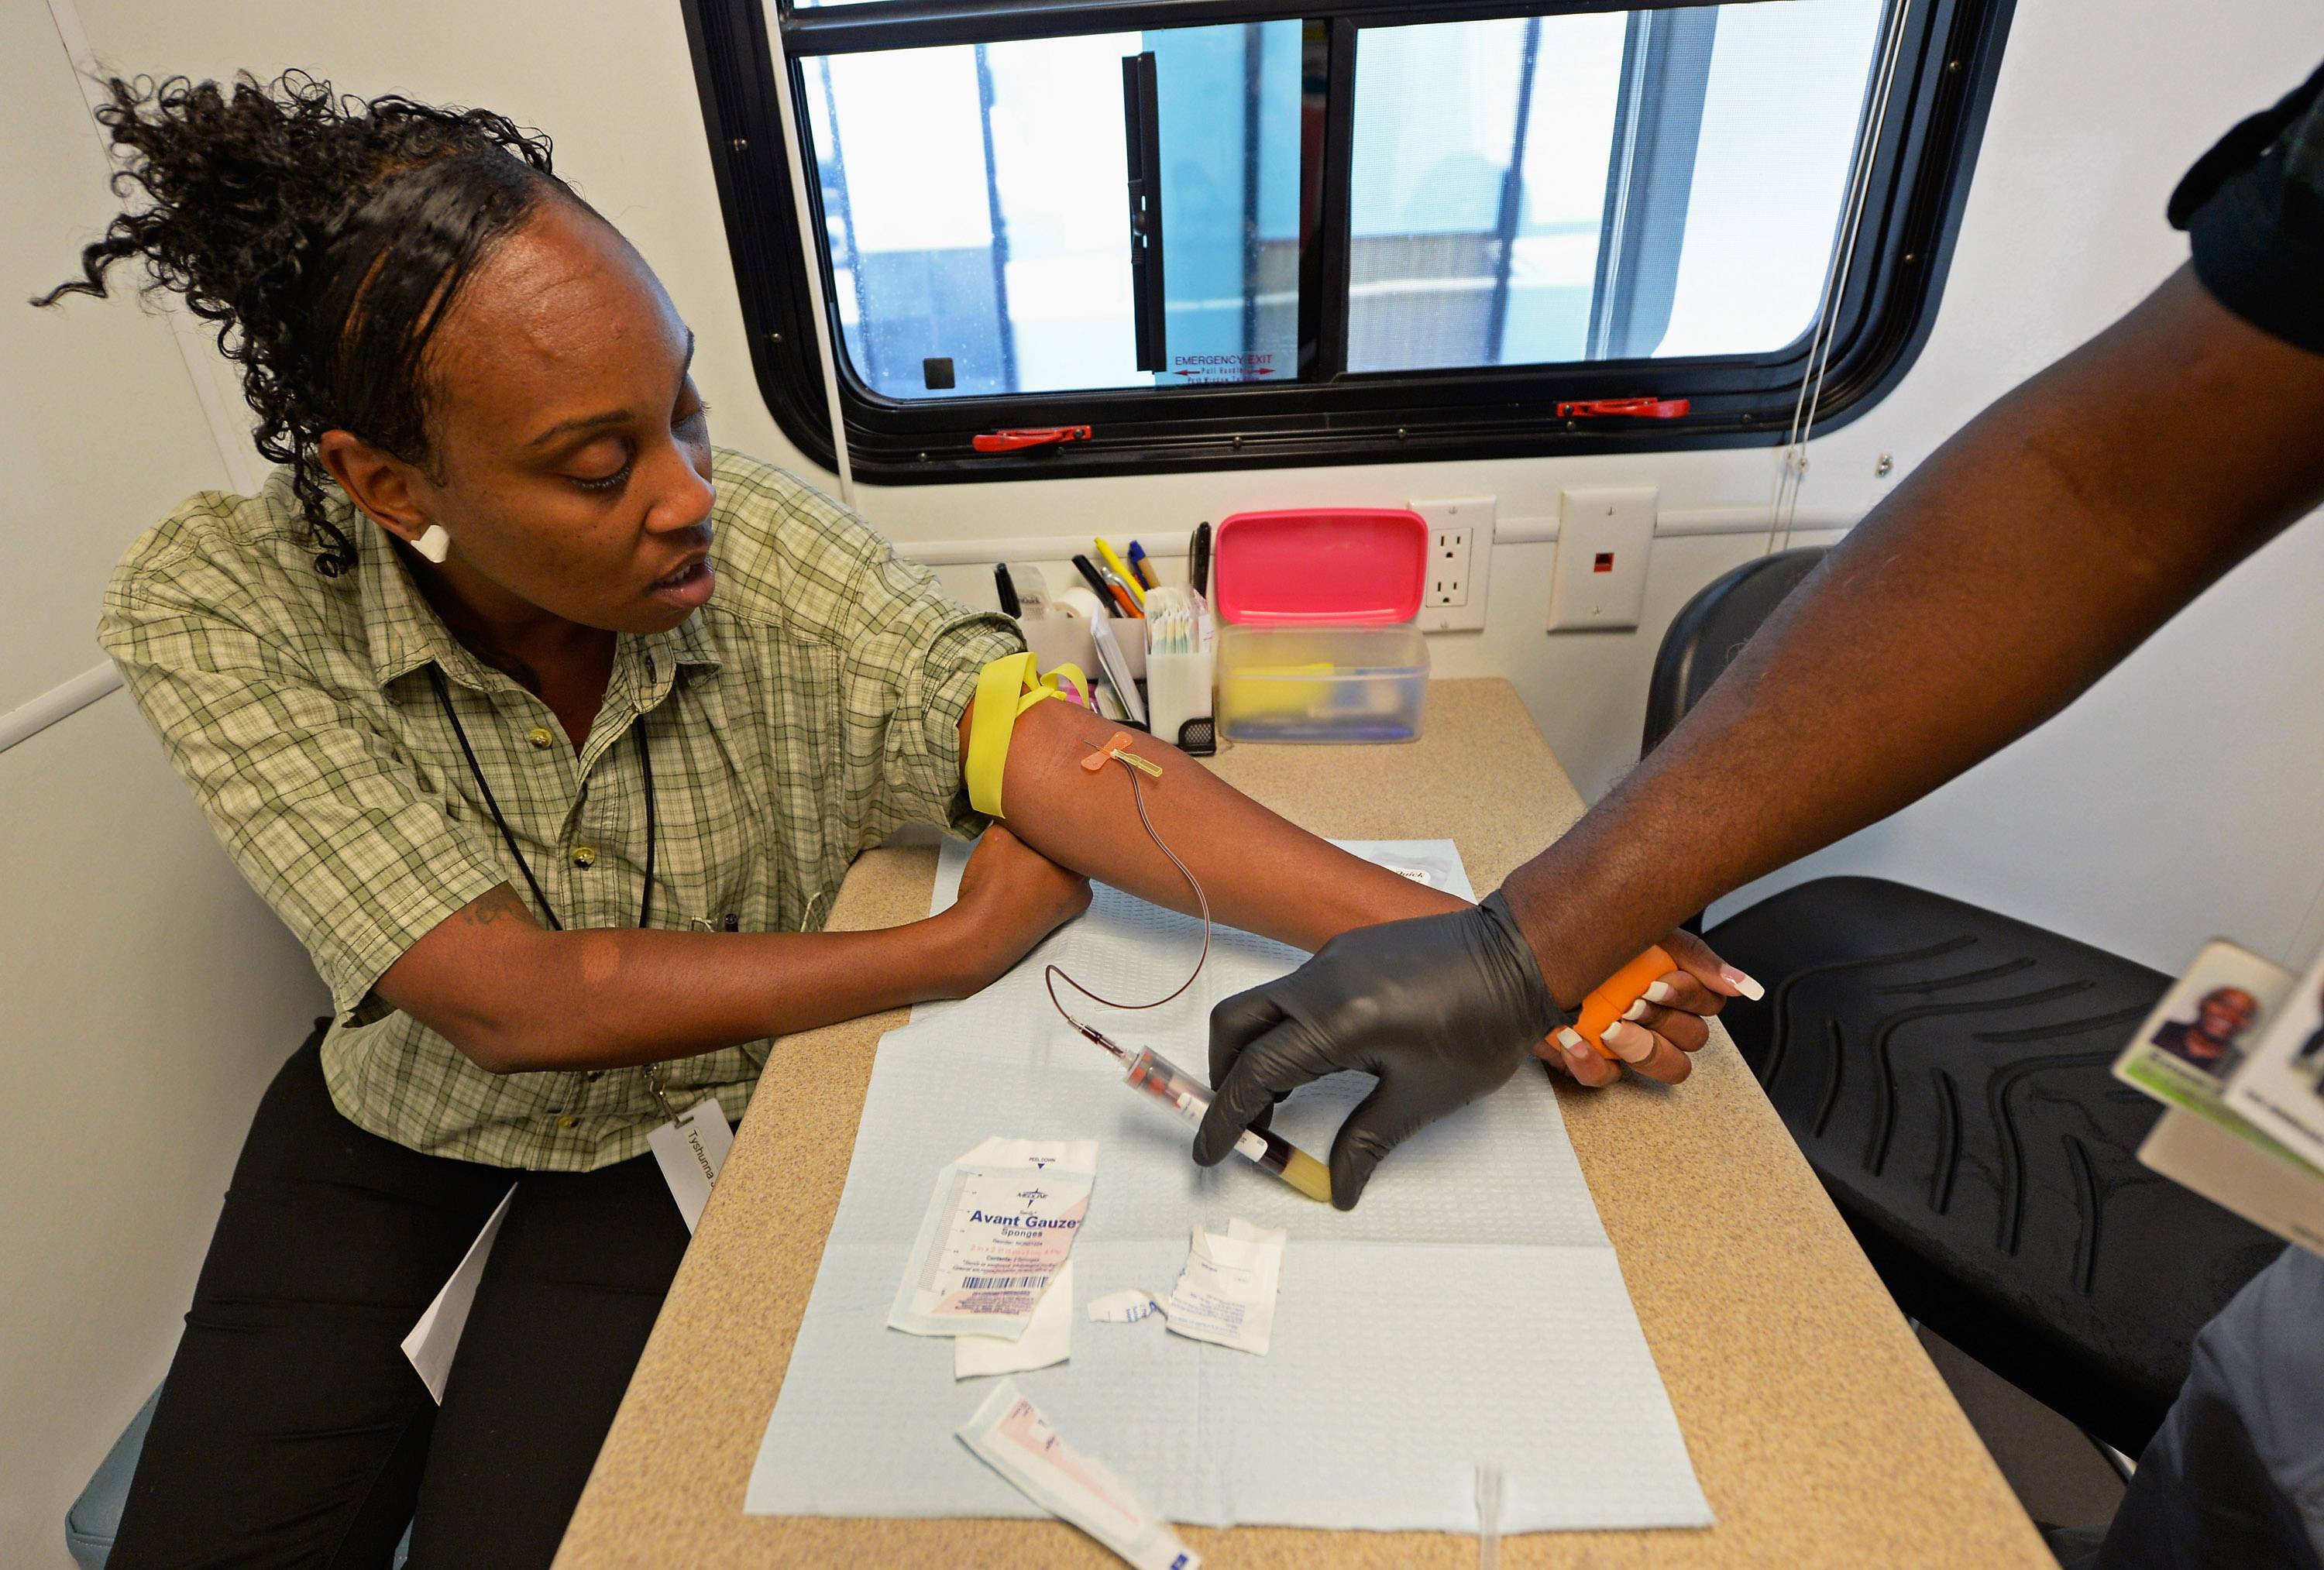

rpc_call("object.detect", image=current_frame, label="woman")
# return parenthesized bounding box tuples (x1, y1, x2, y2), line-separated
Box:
(43, 73, 1728, 1566)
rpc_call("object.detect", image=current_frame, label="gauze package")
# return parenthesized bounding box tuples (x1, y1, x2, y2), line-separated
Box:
(889, 1138, 1096, 1340)
(957, 1379, 1201, 1570)
(956, 1259, 1075, 1379)
(1162, 1219, 1284, 1355)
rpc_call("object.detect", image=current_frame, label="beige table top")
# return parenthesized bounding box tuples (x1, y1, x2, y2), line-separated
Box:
(557, 678, 2048, 1569)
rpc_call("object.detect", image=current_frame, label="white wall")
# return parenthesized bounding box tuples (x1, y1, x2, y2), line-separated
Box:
(0, 704, 324, 1568)
(3, 9, 228, 714)
(5, 5, 327, 1564)
(1706, 0, 2324, 974)
(6, 0, 2322, 1556)
(1711, 515, 2324, 972)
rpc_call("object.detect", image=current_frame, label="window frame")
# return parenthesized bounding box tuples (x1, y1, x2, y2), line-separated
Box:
(679, 0, 2017, 484)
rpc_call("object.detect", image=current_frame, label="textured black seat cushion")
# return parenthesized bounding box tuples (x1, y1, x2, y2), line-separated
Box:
(1707, 876, 2283, 1453)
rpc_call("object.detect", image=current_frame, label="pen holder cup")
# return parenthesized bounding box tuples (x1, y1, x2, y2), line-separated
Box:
(1019, 613, 1144, 690)
(1147, 648, 1216, 756)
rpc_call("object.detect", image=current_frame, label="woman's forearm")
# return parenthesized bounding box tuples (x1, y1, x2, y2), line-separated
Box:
(381, 885, 982, 1072)
(988, 696, 1466, 951)
(391, 664, 1477, 1074)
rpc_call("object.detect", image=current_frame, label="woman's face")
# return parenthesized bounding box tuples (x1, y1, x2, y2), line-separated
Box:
(350, 198, 720, 637)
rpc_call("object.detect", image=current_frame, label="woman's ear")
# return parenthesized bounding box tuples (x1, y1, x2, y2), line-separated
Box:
(315, 429, 431, 544)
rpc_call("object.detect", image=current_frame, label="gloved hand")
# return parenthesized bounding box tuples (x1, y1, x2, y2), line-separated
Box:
(1193, 891, 1560, 1211)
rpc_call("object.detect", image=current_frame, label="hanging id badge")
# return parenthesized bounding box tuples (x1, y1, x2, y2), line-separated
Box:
(643, 1067, 734, 1233)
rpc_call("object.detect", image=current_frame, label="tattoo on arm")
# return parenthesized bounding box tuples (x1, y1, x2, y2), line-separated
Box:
(462, 885, 535, 929)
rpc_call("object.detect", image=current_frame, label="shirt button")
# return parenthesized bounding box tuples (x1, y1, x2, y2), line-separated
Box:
(572, 846, 598, 868)
(559, 1115, 579, 1129)
(585, 1070, 603, 1081)
(528, 726, 554, 750)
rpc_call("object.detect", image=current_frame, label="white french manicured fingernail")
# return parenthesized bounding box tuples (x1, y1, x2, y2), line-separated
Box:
(1556, 1027, 1586, 1053)
(1644, 980, 1674, 1005)
(1721, 965, 1765, 1001)
(1605, 1022, 1654, 1064)
(1622, 998, 1650, 1022)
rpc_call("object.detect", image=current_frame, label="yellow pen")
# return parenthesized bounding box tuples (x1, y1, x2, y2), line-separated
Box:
(1093, 538, 1147, 609)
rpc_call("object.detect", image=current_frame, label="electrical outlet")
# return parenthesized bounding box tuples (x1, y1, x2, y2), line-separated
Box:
(1547, 486, 1655, 630)
(1430, 526, 1472, 604)
(1411, 496, 1494, 632)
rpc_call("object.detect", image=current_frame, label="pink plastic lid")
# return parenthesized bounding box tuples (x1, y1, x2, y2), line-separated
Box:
(1210, 508, 1428, 626)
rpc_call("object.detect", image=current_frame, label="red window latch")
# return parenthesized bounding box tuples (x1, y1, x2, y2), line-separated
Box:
(972, 425, 1093, 454)
(1554, 397, 1691, 419)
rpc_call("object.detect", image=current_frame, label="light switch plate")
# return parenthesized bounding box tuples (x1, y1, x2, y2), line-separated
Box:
(1411, 496, 1494, 632)
(1548, 487, 1656, 631)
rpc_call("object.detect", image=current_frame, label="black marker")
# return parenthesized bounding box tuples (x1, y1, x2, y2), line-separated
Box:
(993, 562, 1021, 617)
(1070, 553, 1118, 614)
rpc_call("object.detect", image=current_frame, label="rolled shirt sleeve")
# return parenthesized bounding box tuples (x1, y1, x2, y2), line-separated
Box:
(715, 455, 1025, 847)
(842, 543, 1026, 839)
(102, 558, 506, 1022)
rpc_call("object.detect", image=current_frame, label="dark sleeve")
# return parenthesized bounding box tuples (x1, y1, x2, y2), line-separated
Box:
(2169, 61, 2324, 353)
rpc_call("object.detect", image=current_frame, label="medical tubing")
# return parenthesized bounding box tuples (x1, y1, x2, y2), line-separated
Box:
(1036, 753, 1332, 1203)
(1041, 746, 1211, 1026)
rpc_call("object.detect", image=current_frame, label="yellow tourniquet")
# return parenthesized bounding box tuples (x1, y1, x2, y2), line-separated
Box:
(967, 654, 1090, 817)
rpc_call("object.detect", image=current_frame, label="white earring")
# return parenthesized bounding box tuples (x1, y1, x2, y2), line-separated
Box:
(413, 524, 451, 564)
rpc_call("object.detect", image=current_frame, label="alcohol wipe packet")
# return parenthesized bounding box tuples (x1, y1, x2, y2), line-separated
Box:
(888, 1138, 1097, 1339)
(1162, 1218, 1285, 1355)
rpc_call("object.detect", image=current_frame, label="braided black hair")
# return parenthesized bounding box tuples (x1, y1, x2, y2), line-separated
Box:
(33, 71, 576, 575)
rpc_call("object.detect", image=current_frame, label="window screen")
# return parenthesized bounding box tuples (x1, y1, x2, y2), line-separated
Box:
(807, 24, 1307, 398)
(1348, 2, 1888, 370)
(681, 0, 2012, 479)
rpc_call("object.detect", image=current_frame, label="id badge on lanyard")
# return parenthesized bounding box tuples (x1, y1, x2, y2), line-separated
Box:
(643, 1064, 733, 1233)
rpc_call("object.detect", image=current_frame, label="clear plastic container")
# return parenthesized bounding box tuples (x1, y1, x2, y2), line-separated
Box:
(1215, 624, 1429, 744)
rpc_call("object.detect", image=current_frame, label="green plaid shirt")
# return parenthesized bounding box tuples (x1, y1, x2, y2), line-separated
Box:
(101, 448, 1019, 1170)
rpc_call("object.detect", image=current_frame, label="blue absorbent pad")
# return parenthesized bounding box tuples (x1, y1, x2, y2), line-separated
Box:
(745, 840, 1712, 1534)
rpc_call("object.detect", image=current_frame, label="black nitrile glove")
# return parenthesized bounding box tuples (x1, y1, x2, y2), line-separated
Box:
(1193, 891, 1562, 1210)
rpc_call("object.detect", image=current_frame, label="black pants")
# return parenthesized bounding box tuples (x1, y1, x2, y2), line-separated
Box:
(110, 1025, 689, 1569)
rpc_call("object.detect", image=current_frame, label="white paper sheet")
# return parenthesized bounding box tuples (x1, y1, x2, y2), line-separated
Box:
(746, 840, 1710, 1533)
(402, 1183, 516, 1403)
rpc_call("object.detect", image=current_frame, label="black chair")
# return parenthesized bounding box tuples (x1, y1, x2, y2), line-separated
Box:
(1652, 551, 2279, 1455)
(1640, 545, 1826, 757)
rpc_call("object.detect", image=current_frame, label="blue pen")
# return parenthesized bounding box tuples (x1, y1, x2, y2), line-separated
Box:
(1126, 541, 1158, 591)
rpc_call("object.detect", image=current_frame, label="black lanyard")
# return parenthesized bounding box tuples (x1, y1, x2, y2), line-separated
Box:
(428, 665, 658, 933)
